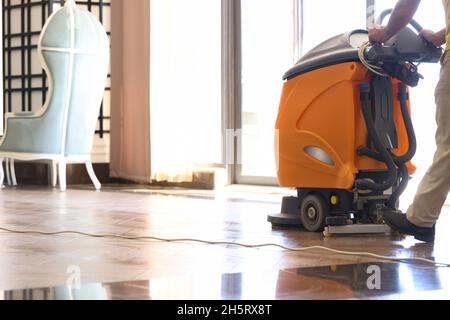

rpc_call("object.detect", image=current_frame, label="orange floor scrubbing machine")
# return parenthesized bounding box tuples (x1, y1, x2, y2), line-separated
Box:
(268, 10, 443, 234)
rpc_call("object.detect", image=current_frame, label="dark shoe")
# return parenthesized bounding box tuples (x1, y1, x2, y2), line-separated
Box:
(382, 209, 435, 243)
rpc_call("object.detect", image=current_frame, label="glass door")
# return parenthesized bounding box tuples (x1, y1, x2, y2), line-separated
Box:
(236, 0, 299, 184)
(301, 0, 367, 55)
(235, 0, 367, 185)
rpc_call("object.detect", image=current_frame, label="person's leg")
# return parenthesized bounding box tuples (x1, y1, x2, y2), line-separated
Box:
(382, 53, 450, 243)
(406, 53, 450, 228)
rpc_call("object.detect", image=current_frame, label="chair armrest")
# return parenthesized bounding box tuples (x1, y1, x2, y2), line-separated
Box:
(4, 112, 37, 121)
(13, 112, 36, 117)
(14, 112, 35, 117)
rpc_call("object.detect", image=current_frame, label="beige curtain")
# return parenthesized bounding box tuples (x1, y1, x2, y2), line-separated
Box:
(110, 0, 152, 183)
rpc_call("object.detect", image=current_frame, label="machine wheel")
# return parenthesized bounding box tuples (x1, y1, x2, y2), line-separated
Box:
(300, 194, 328, 232)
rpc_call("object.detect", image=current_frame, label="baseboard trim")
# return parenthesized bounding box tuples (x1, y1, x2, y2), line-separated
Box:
(13, 163, 220, 190)
(14, 162, 112, 185)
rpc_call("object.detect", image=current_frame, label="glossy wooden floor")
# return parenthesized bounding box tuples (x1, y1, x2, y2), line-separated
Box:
(0, 185, 449, 299)
(4, 261, 450, 300)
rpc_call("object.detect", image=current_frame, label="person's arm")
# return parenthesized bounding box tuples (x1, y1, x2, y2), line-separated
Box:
(420, 28, 447, 47)
(369, 0, 421, 43)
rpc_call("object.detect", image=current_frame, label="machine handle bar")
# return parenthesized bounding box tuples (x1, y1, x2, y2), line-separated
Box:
(376, 8, 423, 33)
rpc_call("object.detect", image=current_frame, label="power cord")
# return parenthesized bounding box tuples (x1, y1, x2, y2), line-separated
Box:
(0, 226, 448, 268)
(358, 41, 389, 77)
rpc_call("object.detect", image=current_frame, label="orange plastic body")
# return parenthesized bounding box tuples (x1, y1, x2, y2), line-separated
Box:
(275, 62, 416, 190)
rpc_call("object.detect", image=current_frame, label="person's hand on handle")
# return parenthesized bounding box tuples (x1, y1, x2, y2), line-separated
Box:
(419, 29, 446, 47)
(369, 0, 422, 44)
(369, 26, 390, 43)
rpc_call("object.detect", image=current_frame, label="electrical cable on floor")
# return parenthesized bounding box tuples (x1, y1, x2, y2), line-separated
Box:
(0, 226, 449, 268)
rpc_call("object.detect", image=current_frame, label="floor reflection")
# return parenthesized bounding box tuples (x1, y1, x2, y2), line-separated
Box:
(2, 262, 449, 300)
(277, 263, 445, 299)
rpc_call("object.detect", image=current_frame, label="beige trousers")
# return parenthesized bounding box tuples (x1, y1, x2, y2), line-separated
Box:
(407, 51, 450, 228)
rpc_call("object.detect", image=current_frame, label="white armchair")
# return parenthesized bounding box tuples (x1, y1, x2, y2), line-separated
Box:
(0, 0, 110, 191)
